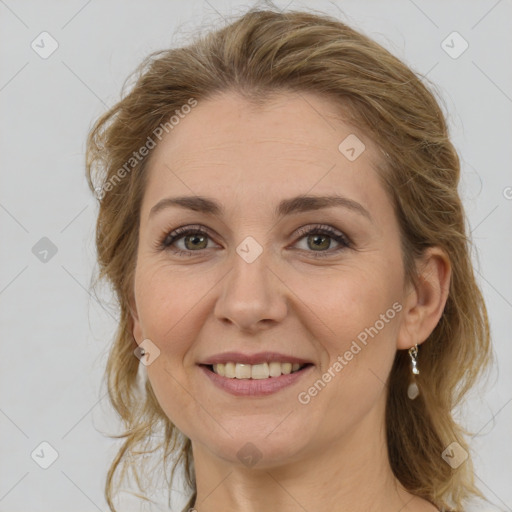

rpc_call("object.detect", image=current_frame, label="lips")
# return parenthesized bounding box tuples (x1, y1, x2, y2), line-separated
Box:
(199, 351, 312, 366)
(197, 351, 314, 396)
(209, 361, 308, 379)
(199, 363, 314, 396)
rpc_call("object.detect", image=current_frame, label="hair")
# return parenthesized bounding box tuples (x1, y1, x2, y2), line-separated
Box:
(85, 5, 492, 512)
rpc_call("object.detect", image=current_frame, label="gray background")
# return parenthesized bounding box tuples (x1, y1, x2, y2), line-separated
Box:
(1, 0, 511, 511)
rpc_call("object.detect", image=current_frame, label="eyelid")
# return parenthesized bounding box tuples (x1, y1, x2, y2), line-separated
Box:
(158, 223, 352, 256)
(155, 224, 218, 251)
(292, 224, 351, 246)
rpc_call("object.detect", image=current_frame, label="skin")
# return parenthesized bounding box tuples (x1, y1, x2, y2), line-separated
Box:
(130, 91, 451, 512)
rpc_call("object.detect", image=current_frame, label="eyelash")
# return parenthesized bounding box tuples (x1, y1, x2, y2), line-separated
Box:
(157, 224, 352, 258)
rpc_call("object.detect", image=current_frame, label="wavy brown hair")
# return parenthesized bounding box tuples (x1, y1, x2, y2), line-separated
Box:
(85, 5, 492, 512)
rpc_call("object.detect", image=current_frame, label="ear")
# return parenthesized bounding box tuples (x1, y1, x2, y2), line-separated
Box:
(128, 294, 143, 344)
(396, 246, 451, 350)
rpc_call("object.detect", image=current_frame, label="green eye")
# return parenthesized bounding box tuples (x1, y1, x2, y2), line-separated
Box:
(159, 223, 351, 258)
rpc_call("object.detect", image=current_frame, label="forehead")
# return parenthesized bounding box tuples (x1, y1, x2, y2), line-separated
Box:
(141, 92, 387, 218)
(154, 91, 376, 161)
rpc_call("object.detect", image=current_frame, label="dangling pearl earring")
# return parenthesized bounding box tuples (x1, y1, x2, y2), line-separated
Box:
(407, 344, 420, 400)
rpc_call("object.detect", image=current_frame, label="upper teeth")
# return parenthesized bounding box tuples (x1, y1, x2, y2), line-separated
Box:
(212, 362, 303, 379)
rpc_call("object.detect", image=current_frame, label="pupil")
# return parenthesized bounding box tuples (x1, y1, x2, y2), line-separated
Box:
(182, 234, 331, 251)
(186, 234, 207, 250)
(309, 234, 329, 250)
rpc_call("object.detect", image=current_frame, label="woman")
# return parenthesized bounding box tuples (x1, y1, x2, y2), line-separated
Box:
(86, 7, 491, 512)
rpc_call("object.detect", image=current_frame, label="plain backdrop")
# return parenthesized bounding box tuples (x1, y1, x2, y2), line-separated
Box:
(1, 1, 511, 511)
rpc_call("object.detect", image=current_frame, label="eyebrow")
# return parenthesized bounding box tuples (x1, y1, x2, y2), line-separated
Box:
(149, 194, 372, 221)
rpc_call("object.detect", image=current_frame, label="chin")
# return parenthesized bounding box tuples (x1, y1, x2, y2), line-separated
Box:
(194, 420, 313, 469)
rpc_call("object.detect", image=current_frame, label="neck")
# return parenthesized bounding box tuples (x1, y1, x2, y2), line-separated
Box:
(190, 396, 435, 512)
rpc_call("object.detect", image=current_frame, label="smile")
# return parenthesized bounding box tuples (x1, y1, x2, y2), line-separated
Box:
(199, 362, 314, 396)
(211, 361, 306, 379)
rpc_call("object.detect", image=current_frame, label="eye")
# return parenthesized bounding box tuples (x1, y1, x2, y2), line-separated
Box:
(158, 225, 219, 256)
(157, 223, 351, 258)
(292, 224, 351, 258)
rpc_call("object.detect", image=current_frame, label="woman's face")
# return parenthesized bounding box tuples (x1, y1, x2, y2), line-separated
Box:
(131, 92, 410, 467)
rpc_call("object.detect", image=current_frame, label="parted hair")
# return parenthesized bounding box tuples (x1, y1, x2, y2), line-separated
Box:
(85, 5, 491, 512)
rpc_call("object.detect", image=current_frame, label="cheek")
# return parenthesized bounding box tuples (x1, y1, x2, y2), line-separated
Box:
(133, 263, 207, 356)
(134, 265, 209, 434)
(293, 270, 402, 428)
(294, 261, 403, 346)
(334, 276, 400, 343)
(289, 261, 404, 417)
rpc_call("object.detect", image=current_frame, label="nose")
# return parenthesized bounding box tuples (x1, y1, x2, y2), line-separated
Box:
(213, 248, 288, 333)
